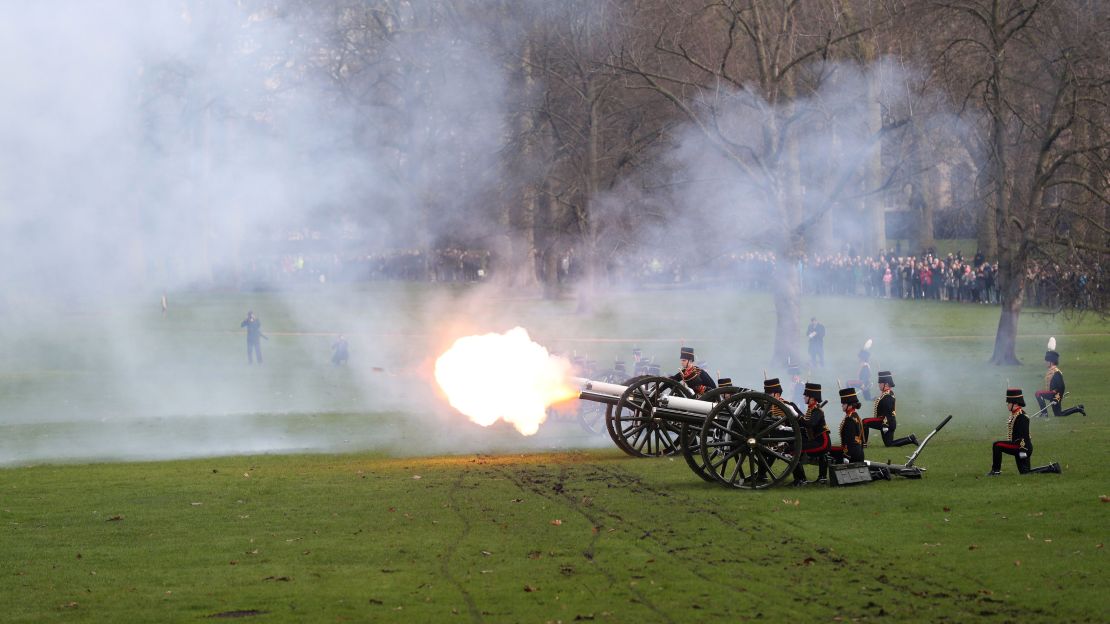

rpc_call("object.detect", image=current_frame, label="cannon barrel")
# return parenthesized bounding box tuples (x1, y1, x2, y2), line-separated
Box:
(575, 376, 717, 418)
(657, 394, 713, 416)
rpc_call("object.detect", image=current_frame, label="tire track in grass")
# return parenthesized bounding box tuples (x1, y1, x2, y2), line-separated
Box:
(495, 463, 677, 624)
(440, 470, 483, 623)
(577, 462, 1043, 622)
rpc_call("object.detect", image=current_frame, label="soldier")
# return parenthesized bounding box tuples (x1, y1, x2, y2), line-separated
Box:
(806, 317, 826, 368)
(613, 358, 628, 379)
(331, 334, 349, 365)
(847, 341, 873, 400)
(830, 387, 866, 463)
(632, 347, 650, 377)
(862, 371, 918, 447)
(787, 362, 805, 406)
(988, 388, 1061, 475)
(1034, 349, 1085, 417)
(240, 310, 267, 364)
(790, 382, 830, 486)
(756, 377, 797, 482)
(670, 347, 715, 396)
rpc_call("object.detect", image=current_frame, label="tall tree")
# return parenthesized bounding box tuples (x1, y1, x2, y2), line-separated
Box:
(616, 0, 904, 364)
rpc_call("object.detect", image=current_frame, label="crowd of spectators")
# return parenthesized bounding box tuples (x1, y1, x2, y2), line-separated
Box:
(238, 243, 1097, 310)
(625, 249, 1099, 310)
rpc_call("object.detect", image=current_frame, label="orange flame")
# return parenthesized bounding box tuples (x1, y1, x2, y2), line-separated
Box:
(434, 327, 578, 435)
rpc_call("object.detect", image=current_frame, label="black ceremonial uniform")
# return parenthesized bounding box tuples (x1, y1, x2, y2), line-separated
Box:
(991, 409, 1032, 474)
(791, 396, 830, 484)
(989, 389, 1061, 475)
(830, 388, 865, 466)
(862, 372, 916, 447)
(833, 412, 865, 463)
(671, 366, 716, 396)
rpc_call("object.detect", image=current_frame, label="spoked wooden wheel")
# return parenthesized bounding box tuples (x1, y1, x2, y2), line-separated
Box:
(611, 376, 692, 457)
(681, 386, 739, 482)
(698, 391, 802, 489)
(604, 375, 645, 449)
(577, 370, 619, 435)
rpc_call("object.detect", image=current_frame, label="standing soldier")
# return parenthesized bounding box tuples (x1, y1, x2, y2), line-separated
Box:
(1035, 346, 1086, 417)
(787, 362, 805, 406)
(847, 339, 873, 400)
(240, 310, 267, 365)
(830, 387, 866, 464)
(331, 334, 350, 366)
(790, 382, 830, 486)
(670, 347, 715, 396)
(862, 371, 918, 447)
(988, 389, 1061, 475)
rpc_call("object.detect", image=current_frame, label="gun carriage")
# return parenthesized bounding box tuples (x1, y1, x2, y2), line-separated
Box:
(576, 375, 949, 489)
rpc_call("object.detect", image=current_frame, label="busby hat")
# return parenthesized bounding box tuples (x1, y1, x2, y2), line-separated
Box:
(786, 362, 801, 376)
(803, 382, 822, 402)
(680, 346, 695, 361)
(839, 387, 861, 406)
(764, 378, 783, 394)
(717, 377, 733, 387)
(858, 339, 873, 361)
(1044, 350, 1060, 365)
(1006, 388, 1026, 407)
(877, 370, 895, 386)
(632, 346, 642, 355)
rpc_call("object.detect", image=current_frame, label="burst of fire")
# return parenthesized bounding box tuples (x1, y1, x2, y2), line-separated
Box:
(434, 327, 578, 435)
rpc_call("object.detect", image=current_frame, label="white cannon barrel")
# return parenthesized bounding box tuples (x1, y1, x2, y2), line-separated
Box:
(657, 395, 714, 416)
(573, 377, 629, 398)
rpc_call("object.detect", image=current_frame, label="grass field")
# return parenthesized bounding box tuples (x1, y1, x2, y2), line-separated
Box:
(1, 284, 1107, 622)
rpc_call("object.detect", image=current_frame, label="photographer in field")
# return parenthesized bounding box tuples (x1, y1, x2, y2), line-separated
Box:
(240, 310, 267, 365)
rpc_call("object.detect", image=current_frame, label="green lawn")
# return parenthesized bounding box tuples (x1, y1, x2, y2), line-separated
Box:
(1, 284, 1107, 622)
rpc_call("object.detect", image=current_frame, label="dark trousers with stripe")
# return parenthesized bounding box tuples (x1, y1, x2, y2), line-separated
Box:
(792, 432, 830, 481)
(862, 417, 915, 447)
(992, 441, 1031, 473)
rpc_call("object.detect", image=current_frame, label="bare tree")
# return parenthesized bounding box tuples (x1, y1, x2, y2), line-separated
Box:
(615, 0, 906, 363)
(934, 0, 1109, 364)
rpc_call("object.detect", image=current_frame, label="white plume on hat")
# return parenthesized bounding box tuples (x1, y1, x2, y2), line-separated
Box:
(1047, 336, 1056, 350)
(863, 338, 873, 350)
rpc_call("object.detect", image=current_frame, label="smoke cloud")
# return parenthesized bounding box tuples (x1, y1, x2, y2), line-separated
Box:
(0, 3, 1064, 466)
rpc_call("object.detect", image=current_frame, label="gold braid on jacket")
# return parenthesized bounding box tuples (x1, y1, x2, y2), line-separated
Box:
(840, 412, 862, 445)
(873, 390, 895, 424)
(681, 366, 703, 383)
(1043, 366, 1059, 392)
(1007, 410, 1027, 449)
(804, 406, 828, 432)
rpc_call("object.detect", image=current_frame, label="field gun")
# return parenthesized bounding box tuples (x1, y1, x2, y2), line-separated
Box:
(576, 376, 952, 490)
(576, 375, 806, 489)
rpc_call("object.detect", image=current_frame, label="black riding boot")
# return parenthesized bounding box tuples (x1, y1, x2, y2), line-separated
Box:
(1027, 462, 1062, 474)
(890, 434, 917, 447)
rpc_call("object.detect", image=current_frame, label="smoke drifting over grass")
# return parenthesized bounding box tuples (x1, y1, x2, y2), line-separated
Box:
(0, 3, 1068, 466)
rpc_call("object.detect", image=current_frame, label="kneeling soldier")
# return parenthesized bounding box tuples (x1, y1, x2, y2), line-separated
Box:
(791, 382, 830, 486)
(830, 387, 866, 464)
(1035, 349, 1086, 417)
(988, 388, 1061, 476)
(862, 370, 918, 448)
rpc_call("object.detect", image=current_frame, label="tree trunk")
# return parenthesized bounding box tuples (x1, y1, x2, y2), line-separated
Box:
(772, 257, 802, 366)
(990, 265, 1024, 365)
